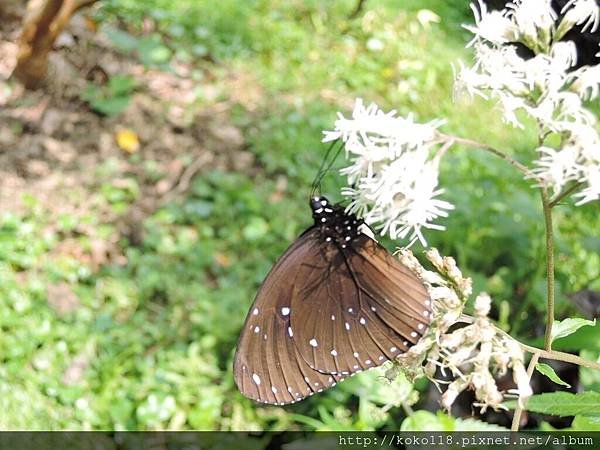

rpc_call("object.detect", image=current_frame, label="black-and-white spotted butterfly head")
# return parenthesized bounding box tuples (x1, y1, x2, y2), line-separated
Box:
(310, 196, 363, 248)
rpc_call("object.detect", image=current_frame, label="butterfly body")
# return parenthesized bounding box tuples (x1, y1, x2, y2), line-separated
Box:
(234, 196, 432, 405)
(310, 197, 363, 249)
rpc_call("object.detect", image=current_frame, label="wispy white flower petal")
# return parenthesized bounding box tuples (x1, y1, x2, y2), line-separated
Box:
(561, 0, 600, 33)
(325, 99, 451, 246)
(464, 0, 518, 46)
(506, 0, 557, 47)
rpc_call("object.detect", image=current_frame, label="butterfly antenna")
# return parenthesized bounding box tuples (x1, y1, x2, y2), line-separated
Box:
(310, 140, 344, 198)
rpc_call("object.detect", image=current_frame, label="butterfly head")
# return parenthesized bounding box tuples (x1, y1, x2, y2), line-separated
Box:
(310, 196, 362, 247)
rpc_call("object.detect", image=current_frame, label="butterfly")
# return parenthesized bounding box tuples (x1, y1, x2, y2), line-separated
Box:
(233, 195, 432, 405)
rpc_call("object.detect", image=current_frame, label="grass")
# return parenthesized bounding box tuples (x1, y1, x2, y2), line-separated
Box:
(0, 0, 598, 431)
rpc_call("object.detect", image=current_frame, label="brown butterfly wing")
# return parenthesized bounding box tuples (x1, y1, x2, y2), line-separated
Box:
(233, 229, 343, 405)
(290, 234, 431, 375)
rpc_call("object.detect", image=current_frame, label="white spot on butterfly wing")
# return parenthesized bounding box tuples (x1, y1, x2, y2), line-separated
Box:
(320, 200, 327, 206)
(252, 373, 261, 385)
(252, 308, 259, 315)
(309, 338, 318, 347)
(365, 360, 372, 365)
(331, 314, 335, 320)
(254, 326, 260, 333)
(418, 323, 424, 330)
(304, 376, 310, 382)
(281, 307, 290, 316)
(330, 349, 337, 356)
(353, 352, 359, 358)
(271, 386, 278, 394)
(390, 347, 397, 353)
(371, 306, 376, 312)
(410, 331, 418, 337)
(288, 327, 293, 337)
(359, 317, 366, 325)
(348, 308, 353, 313)
(345, 322, 350, 330)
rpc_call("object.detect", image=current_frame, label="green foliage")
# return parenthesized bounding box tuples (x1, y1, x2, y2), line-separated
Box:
(505, 392, 600, 418)
(551, 318, 596, 342)
(80, 75, 137, 116)
(102, 25, 173, 66)
(535, 363, 571, 388)
(400, 411, 508, 431)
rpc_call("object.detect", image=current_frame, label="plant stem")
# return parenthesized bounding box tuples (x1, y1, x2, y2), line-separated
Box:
(511, 353, 539, 432)
(549, 182, 583, 208)
(512, 187, 555, 431)
(541, 188, 554, 351)
(437, 133, 535, 178)
(459, 316, 600, 370)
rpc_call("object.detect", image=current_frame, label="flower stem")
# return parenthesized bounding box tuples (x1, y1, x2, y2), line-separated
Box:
(541, 188, 554, 351)
(459, 316, 600, 370)
(436, 133, 535, 178)
(511, 186, 555, 432)
(549, 182, 584, 208)
(511, 353, 539, 432)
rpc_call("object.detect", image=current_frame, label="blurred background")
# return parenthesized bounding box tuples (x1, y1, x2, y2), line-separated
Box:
(0, 0, 598, 431)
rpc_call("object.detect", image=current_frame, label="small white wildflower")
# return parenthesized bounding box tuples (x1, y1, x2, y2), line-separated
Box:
(396, 249, 534, 414)
(550, 41, 578, 73)
(464, 0, 518, 46)
(560, 0, 600, 34)
(506, 0, 557, 48)
(442, 379, 468, 410)
(474, 293, 492, 317)
(453, 61, 491, 99)
(569, 64, 600, 100)
(575, 164, 600, 204)
(326, 99, 452, 246)
(496, 91, 527, 128)
(532, 145, 581, 195)
(505, 339, 533, 406)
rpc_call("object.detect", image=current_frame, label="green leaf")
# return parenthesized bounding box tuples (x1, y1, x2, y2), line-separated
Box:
(90, 96, 131, 116)
(108, 75, 137, 96)
(535, 363, 571, 388)
(103, 26, 139, 53)
(505, 392, 600, 417)
(571, 415, 600, 431)
(400, 411, 445, 431)
(552, 318, 596, 342)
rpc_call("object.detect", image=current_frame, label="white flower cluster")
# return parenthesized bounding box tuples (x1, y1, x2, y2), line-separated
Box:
(396, 249, 532, 412)
(457, 0, 600, 205)
(323, 99, 453, 246)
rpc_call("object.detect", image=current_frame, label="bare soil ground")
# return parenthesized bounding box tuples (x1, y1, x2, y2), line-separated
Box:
(0, 5, 261, 267)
